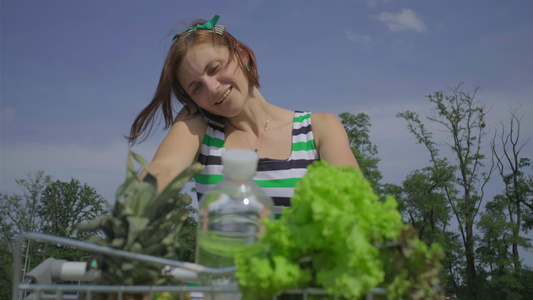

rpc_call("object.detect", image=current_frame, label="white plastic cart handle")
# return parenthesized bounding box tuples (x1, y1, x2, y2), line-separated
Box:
(24, 258, 101, 284)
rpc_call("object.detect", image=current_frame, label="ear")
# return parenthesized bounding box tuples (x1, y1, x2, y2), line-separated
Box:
(236, 45, 250, 65)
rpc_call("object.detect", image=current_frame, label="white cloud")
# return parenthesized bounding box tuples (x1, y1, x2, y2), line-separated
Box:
(344, 30, 372, 44)
(374, 8, 427, 33)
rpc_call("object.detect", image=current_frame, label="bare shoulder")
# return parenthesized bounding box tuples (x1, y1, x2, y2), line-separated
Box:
(310, 112, 359, 169)
(311, 112, 344, 134)
(172, 107, 208, 135)
(310, 112, 345, 147)
(149, 107, 208, 191)
(311, 112, 341, 123)
(159, 107, 207, 158)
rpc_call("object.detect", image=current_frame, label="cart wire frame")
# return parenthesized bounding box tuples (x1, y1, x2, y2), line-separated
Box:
(13, 232, 388, 300)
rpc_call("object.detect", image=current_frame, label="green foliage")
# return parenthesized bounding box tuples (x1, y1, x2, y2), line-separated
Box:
(1, 171, 52, 243)
(491, 109, 533, 276)
(382, 226, 445, 300)
(0, 241, 13, 300)
(1, 171, 50, 300)
(396, 166, 453, 244)
(439, 230, 464, 298)
(476, 196, 515, 272)
(475, 267, 526, 300)
(397, 83, 492, 299)
(40, 179, 108, 238)
(235, 161, 444, 299)
(1, 170, 108, 299)
(174, 199, 198, 263)
(339, 112, 383, 195)
(75, 151, 202, 286)
(40, 179, 108, 261)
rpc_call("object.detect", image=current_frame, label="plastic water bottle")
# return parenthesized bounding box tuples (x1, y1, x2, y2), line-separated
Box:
(196, 149, 274, 299)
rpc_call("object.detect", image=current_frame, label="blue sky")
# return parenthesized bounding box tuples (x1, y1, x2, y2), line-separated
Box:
(2, 0, 532, 262)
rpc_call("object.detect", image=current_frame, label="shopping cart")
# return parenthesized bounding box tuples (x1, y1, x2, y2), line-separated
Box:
(12, 232, 388, 300)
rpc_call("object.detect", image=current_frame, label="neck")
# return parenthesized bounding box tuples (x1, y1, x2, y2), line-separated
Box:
(226, 89, 269, 135)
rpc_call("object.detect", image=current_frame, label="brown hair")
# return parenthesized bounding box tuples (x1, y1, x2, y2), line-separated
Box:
(126, 19, 260, 145)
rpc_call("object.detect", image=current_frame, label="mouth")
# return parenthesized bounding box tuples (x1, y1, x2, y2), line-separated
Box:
(215, 87, 232, 105)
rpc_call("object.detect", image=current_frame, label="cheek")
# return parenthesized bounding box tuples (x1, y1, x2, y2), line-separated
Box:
(224, 59, 244, 79)
(192, 95, 209, 108)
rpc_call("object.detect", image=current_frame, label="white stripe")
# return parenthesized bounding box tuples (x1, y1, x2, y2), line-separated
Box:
(261, 187, 295, 197)
(293, 120, 311, 130)
(200, 164, 224, 176)
(197, 184, 296, 198)
(200, 144, 225, 156)
(206, 126, 225, 140)
(197, 186, 295, 200)
(292, 131, 315, 143)
(294, 111, 308, 119)
(256, 168, 309, 180)
(289, 149, 318, 160)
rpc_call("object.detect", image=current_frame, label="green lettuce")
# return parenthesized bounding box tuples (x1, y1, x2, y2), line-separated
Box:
(235, 161, 443, 299)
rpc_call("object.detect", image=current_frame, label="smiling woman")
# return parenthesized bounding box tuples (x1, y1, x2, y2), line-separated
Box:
(127, 15, 359, 211)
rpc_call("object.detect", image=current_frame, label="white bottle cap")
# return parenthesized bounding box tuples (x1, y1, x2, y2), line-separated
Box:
(222, 149, 259, 180)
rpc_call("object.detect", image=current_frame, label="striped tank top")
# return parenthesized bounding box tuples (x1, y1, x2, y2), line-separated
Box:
(194, 111, 320, 213)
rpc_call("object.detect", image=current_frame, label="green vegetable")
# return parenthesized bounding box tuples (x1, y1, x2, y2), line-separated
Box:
(75, 151, 202, 288)
(235, 161, 444, 299)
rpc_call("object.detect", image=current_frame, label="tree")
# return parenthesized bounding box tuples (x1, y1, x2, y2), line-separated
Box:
(397, 83, 494, 299)
(0, 171, 51, 299)
(174, 195, 198, 263)
(398, 166, 453, 245)
(339, 112, 383, 194)
(476, 195, 514, 277)
(383, 163, 462, 298)
(38, 178, 109, 261)
(475, 195, 525, 300)
(491, 108, 533, 274)
(0, 171, 108, 298)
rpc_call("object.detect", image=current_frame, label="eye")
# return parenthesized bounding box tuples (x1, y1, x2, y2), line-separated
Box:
(191, 84, 201, 95)
(209, 64, 220, 75)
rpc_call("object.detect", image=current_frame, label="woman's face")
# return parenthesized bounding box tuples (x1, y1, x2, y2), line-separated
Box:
(177, 44, 249, 118)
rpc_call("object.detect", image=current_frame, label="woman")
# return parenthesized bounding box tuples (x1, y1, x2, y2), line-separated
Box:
(127, 15, 359, 212)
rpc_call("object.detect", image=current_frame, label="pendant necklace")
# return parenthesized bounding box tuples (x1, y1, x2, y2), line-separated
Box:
(240, 105, 270, 154)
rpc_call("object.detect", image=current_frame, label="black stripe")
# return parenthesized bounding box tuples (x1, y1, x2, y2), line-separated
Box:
(198, 153, 222, 165)
(199, 154, 316, 169)
(257, 158, 315, 171)
(272, 196, 291, 207)
(292, 124, 312, 136)
(207, 122, 225, 132)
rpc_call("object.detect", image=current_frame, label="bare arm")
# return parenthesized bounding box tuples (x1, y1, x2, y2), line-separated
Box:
(312, 112, 360, 169)
(146, 109, 207, 192)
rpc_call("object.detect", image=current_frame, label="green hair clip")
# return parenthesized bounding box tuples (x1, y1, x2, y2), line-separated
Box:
(172, 15, 225, 41)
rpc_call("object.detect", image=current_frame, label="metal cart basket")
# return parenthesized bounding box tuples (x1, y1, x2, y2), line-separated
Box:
(12, 232, 388, 300)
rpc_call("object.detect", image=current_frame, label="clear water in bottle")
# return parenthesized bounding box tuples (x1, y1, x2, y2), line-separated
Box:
(197, 149, 274, 299)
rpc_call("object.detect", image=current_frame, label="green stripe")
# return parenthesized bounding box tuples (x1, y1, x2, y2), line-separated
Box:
(256, 177, 302, 188)
(196, 175, 302, 189)
(292, 140, 316, 151)
(194, 174, 224, 185)
(293, 113, 311, 123)
(203, 134, 224, 148)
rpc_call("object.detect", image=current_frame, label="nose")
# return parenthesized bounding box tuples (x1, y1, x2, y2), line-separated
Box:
(204, 76, 220, 94)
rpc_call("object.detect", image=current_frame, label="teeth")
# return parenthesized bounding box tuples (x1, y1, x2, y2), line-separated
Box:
(217, 89, 231, 104)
